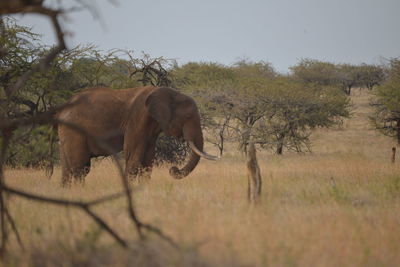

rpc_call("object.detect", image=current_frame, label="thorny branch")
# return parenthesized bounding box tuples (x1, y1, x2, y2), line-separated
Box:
(1, 2, 66, 98)
(114, 49, 173, 87)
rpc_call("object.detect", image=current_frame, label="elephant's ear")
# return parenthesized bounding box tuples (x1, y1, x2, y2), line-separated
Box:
(145, 88, 172, 132)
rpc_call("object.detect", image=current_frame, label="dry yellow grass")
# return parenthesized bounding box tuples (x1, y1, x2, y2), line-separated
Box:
(3, 90, 400, 266)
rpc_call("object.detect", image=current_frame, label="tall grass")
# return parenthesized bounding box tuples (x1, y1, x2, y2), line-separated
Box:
(4, 91, 400, 266)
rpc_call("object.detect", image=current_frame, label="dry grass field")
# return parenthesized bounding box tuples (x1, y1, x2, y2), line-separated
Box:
(3, 90, 400, 267)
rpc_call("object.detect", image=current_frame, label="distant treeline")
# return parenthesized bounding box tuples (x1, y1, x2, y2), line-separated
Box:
(1, 17, 399, 167)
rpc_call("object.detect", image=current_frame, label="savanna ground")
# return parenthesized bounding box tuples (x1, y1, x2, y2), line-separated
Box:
(3, 90, 400, 267)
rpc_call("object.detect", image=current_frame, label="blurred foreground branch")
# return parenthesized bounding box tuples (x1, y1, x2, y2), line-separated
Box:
(0, 0, 178, 256)
(0, 113, 179, 253)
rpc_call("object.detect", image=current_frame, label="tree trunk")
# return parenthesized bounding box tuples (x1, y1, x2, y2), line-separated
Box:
(247, 142, 262, 204)
(217, 120, 227, 156)
(276, 144, 283, 155)
(218, 140, 224, 156)
(239, 130, 250, 154)
(347, 86, 352, 96)
(392, 147, 396, 163)
(276, 133, 285, 155)
(239, 124, 253, 154)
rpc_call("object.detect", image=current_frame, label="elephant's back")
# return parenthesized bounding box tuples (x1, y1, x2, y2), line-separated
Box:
(76, 86, 156, 103)
(57, 87, 129, 131)
(56, 86, 157, 131)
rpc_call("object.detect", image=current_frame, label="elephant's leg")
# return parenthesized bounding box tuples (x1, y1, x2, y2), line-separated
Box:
(125, 148, 146, 180)
(61, 157, 90, 186)
(124, 121, 161, 181)
(59, 128, 91, 186)
(71, 160, 91, 185)
(60, 147, 72, 187)
(124, 142, 156, 181)
(125, 135, 159, 182)
(140, 141, 157, 180)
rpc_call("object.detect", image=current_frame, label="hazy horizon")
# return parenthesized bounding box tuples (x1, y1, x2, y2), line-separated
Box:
(12, 0, 400, 73)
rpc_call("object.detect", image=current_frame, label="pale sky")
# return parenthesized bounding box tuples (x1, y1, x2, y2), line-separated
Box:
(13, 0, 400, 73)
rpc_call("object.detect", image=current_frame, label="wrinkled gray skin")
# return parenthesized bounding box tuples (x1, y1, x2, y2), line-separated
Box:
(57, 86, 209, 186)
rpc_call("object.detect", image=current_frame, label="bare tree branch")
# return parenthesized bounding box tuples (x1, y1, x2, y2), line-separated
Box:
(1, 184, 127, 248)
(4, 208, 23, 249)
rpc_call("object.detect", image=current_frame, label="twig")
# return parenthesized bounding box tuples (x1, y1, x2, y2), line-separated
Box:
(83, 207, 127, 247)
(4, 208, 23, 249)
(140, 223, 179, 249)
(1, 184, 127, 248)
(110, 154, 144, 239)
(109, 153, 179, 248)
(0, 129, 12, 255)
(2, 185, 124, 208)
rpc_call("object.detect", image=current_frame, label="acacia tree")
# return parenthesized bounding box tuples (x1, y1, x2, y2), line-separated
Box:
(0, 20, 98, 167)
(370, 59, 400, 144)
(172, 60, 350, 155)
(172, 62, 238, 155)
(172, 61, 274, 154)
(336, 64, 362, 95)
(290, 59, 339, 86)
(69, 48, 116, 88)
(291, 59, 387, 95)
(0, 18, 58, 167)
(0, 18, 42, 114)
(203, 91, 237, 156)
(116, 50, 174, 87)
(358, 63, 385, 91)
(254, 78, 350, 154)
(229, 60, 278, 151)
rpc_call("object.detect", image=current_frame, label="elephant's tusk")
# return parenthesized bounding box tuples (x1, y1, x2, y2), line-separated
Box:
(188, 141, 220, 161)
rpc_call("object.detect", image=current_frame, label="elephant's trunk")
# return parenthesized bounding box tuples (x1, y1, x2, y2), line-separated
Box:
(169, 119, 218, 179)
(169, 123, 202, 179)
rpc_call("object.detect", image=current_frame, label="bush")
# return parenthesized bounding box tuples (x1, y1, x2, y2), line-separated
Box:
(5, 125, 57, 169)
(154, 134, 189, 165)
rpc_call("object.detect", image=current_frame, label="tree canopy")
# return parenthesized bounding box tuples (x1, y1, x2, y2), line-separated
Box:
(370, 59, 400, 144)
(172, 61, 350, 154)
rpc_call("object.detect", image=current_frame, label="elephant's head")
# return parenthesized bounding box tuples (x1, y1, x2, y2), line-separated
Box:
(145, 87, 218, 179)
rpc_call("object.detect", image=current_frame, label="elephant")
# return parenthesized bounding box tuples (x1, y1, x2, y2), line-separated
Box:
(56, 86, 218, 186)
